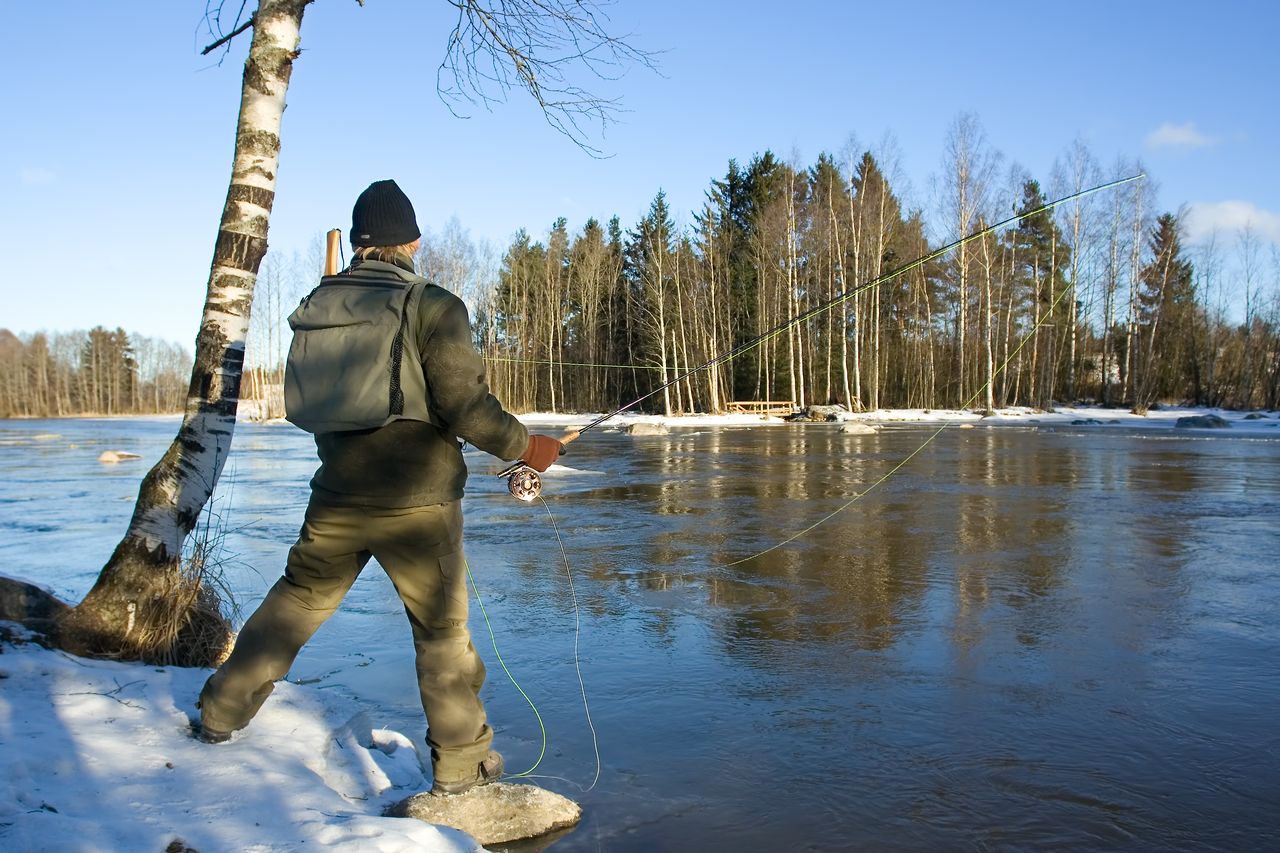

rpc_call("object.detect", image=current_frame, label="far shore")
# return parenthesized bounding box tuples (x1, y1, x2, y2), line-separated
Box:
(2, 399, 1280, 422)
(4, 403, 1278, 433)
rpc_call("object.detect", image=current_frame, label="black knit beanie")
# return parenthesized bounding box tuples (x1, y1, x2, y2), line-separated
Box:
(351, 179, 421, 248)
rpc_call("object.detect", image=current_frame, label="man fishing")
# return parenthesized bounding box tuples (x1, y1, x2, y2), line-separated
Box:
(196, 179, 564, 796)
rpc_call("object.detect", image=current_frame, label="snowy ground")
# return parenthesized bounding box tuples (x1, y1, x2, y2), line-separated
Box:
(2, 404, 1276, 852)
(0, 628, 481, 853)
(246, 403, 1279, 433)
(514, 403, 1280, 434)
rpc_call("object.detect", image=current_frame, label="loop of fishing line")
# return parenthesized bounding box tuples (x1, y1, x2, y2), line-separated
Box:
(465, 556, 547, 778)
(536, 494, 602, 792)
(465, 497, 601, 790)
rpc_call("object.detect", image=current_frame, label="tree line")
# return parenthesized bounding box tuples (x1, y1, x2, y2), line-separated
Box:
(458, 116, 1279, 416)
(10, 117, 1278, 422)
(0, 327, 191, 418)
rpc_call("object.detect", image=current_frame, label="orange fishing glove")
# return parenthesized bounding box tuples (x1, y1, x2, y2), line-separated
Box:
(522, 434, 564, 472)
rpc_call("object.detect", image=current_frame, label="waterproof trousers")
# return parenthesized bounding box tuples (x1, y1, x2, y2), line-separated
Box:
(198, 498, 492, 779)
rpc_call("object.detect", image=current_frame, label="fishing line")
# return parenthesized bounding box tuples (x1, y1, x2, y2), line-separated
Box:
(725, 259, 1083, 567)
(536, 494, 602, 791)
(464, 498, 602, 790)
(487, 356, 665, 372)
(465, 557, 547, 777)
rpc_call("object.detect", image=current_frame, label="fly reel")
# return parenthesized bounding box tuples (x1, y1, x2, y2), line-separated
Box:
(498, 462, 541, 502)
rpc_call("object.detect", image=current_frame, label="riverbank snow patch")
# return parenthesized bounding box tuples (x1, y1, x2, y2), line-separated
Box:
(0, 634, 482, 852)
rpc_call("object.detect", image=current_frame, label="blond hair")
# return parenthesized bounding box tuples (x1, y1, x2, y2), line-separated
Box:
(353, 243, 418, 264)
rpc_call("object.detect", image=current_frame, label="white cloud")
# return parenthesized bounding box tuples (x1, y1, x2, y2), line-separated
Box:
(1184, 201, 1280, 245)
(18, 166, 56, 185)
(1145, 122, 1218, 150)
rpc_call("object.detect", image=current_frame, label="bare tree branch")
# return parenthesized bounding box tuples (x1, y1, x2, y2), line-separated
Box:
(202, 16, 255, 56)
(199, 0, 253, 62)
(439, 0, 659, 157)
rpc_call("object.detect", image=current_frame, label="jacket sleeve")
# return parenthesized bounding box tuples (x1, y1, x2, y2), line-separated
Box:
(418, 292, 529, 461)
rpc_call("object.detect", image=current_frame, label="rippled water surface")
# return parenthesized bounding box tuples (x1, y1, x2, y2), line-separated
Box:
(3, 417, 1278, 851)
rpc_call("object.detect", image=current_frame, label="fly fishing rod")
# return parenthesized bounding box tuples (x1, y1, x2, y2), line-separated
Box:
(499, 173, 1146, 500)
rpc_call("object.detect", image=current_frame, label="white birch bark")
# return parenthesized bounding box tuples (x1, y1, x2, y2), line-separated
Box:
(66, 1, 310, 658)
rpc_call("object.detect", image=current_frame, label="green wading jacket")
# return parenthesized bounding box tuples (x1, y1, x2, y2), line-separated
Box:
(303, 256, 528, 508)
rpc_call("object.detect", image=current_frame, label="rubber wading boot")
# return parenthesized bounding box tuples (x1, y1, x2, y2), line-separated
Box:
(431, 751, 504, 796)
(189, 720, 233, 744)
(193, 698, 236, 744)
(199, 726, 232, 744)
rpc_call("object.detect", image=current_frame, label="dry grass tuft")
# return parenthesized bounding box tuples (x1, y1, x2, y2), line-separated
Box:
(127, 494, 242, 668)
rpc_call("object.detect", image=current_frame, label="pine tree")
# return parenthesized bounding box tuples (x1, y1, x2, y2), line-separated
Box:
(1135, 212, 1196, 405)
(708, 159, 760, 400)
(625, 192, 677, 414)
(1005, 179, 1071, 408)
(848, 152, 912, 409)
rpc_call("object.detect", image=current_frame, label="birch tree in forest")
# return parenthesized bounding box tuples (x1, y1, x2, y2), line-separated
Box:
(1052, 140, 1102, 401)
(1122, 173, 1153, 407)
(938, 113, 1000, 406)
(1099, 159, 1141, 406)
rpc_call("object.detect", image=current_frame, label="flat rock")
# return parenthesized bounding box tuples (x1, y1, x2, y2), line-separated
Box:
(387, 782, 581, 846)
(626, 422, 670, 436)
(98, 450, 143, 463)
(839, 422, 878, 435)
(1174, 414, 1231, 429)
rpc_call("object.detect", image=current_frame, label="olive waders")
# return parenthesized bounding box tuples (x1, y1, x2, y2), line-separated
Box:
(198, 499, 494, 783)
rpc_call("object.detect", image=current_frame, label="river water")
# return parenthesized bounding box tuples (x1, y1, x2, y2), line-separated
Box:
(2, 417, 1278, 851)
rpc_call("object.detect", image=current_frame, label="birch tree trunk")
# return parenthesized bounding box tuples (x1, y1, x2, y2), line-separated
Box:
(847, 154, 863, 408)
(980, 230, 996, 413)
(827, 178, 852, 408)
(60, 0, 309, 664)
(1124, 181, 1146, 407)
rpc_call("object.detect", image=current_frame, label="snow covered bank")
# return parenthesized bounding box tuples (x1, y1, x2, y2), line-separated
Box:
(515, 405, 1280, 434)
(230, 404, 1280, 435)
(0, 631, 481, 853)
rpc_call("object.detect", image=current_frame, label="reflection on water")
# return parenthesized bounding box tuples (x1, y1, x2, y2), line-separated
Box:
(2, 418, 1279, 851)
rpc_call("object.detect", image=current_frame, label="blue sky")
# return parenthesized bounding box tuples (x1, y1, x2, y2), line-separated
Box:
(3, 1, 1277, 342)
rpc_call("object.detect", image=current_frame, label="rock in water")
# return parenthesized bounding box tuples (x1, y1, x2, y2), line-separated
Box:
(98, 450, 142, 463)
(626, 422, 670, 435)
(839, 422, 877, 435)
(1174, 414, 1231, 429)
(387, 782, 582, 846)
